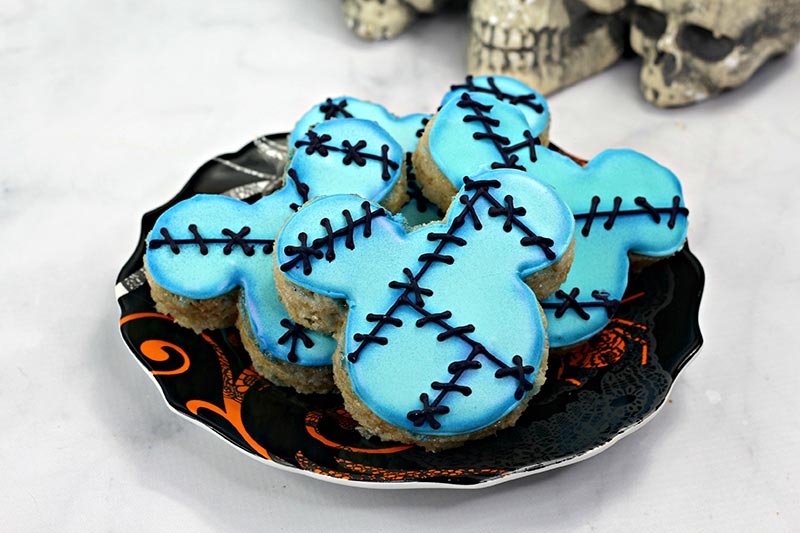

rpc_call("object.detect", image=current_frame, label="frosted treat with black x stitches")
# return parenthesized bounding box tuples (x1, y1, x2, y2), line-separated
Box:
(289, 76, 550, 227)
(144, 118, 407, 393)
(414, 90, 689, 349)
(289, 96, 440, 227)
(275, 169, 574, 450)
(441, 75, 550, 145)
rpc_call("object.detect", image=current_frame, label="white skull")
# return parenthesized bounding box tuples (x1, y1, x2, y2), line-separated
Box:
(630, 0, 800, 107)
(342, 0, 447, 40)
(467, 0, 629, 94)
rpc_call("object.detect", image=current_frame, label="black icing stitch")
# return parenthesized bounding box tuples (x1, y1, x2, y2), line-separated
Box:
(342, 139, 368, 166)
(451, 75, 545, 114)
(488, 194, 527, 232)
(188, 224, 208, 255)
(280, 202, 387, 274)
(222, 227, 255, 256)
(319, 218, 336, 261)
(367, 313, 403, 327)
(455, 93, 541, 171)
(353, 332, 388, 346)
(431, 381, 472, 396)
(277, 318, 315, 363)
(319, 97, 353, 120)
(454, 194, 484, 231)
(436, 323, 475, 342)
(299, 130, 331, 156)
(497, 131, 541, 167)
(293, 134, 400, 182)
(541, 288, 621, 320)
(149, 226, 274, 256)
(287, 168, 310, 211)
(427, 232, 466, 247)
(494, 355, 535, 400)
(290, 181, 550, 428)
(389, 268, 434, 307)
(415, 117, 430, 138)
(415, 310, 452, 327)
(575, 195, 689, 237)
(282, 232, 323, 275)
(407, 393, 449, 430)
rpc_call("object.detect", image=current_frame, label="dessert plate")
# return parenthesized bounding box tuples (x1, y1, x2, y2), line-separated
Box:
(116, 133, 704, 488)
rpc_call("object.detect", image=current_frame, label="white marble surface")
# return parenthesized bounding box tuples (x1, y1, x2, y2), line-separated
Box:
(2, 1, 799, 531)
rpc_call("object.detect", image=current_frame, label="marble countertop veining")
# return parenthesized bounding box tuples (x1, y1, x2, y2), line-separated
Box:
(1, 1, 799, 531)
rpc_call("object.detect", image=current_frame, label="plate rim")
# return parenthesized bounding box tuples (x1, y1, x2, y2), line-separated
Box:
(120, 325, 702, 489)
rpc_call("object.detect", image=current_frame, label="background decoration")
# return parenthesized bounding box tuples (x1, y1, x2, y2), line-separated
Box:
(340, 0, 800, 107)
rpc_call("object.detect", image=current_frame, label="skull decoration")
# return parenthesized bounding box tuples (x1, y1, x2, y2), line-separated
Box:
(340, 0, 800, 106)
(630, 0, 800, 107)
(466, 0, 629, 95)
(342, 0, 452, 40)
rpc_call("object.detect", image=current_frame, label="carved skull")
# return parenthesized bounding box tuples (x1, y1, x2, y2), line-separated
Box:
(342, 0, 449, 40)
(467, 0, 629, 94)
(630, 0, 800, 107)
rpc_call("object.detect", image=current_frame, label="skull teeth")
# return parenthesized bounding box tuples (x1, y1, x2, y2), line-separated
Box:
(469, 18, 564, 73)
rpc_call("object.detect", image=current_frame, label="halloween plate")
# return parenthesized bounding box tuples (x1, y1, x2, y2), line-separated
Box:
(116, 133, 704, 488)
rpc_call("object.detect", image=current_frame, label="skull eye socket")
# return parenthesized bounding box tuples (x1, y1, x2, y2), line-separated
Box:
(631, 5, 666, 39)
(677, 24, 736, 62)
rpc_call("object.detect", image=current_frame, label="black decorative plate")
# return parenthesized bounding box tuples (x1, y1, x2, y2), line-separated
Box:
(116, 133, 705, 488)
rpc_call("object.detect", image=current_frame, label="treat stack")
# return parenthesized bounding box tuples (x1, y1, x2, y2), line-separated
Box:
(144, 76, 689, 451)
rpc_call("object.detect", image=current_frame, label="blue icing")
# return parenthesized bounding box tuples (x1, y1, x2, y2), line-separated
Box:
(276, 169, 574, 436)
(290, 96, 443, 227)
(427, 91, 689, 349)
(290, 97, 429, 156)
(145, 118, 405, 367)
(536, 150, 688, 347)
(441, 75, 550, 137)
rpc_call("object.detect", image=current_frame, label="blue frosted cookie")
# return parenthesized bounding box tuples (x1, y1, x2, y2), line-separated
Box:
(413, 87, 689, 349)
(144, 118, 407, 393)
(274, 169, 575, 449)
(290, 96, 443, 227)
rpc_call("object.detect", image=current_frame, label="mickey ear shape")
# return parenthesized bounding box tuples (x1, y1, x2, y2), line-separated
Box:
(287, 118, 405, 209)
(442, 75, 550, 139)
(277, 194, 409, 301)
(449, 169, 575, 277)
(146, 195, 277, 300)
(289, 96, 429, 155)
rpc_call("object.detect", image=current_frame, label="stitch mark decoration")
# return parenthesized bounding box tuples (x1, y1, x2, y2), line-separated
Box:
(575, 195, 688, 237)
(441, 75, 550, 138)
(277, 319, 315, 363)
(294, 134, 398, 182)
(276, 169, 575, 441)
(288, 95, 442, 227)
(280, 202, 388, 275)
(419, 92, 551, 206)
(319, 97, 353, 120)
(451, 75, 545, 114)
(422, 88, 689, 350)
(145, 118, 404, 371)
(532, 151, 689, 348)
(149, 226, 275, 256)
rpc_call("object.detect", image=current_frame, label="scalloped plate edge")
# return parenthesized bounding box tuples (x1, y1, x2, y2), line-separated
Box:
(119, 317, 703, 490)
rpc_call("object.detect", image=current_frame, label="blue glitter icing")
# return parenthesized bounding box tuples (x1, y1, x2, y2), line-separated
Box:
(427, 91, 689, 348)
(289, 96, 442, 228)
(145, 118, 405, 366)
(276, 169, 574, 436)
